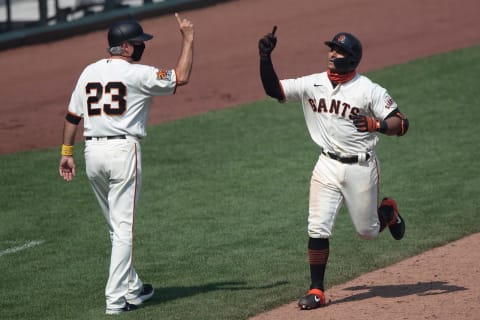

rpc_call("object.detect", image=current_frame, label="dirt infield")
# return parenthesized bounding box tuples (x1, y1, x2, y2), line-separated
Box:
(249, 233, 480, 320)
(1, 0, 479, 319)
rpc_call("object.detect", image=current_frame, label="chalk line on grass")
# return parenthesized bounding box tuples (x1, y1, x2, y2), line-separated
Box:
(0, 240, 45, 257)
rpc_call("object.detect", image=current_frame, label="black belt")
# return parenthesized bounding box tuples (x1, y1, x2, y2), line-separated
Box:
(322, 151, 370, 164)
(85, 135, 126, 141)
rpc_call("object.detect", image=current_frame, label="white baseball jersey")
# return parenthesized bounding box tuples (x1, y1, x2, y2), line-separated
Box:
(281, 71, 399, 240)
(68, 58, 177, 311)
(280, 72, 397, 155)
(68, 58, 176, 138)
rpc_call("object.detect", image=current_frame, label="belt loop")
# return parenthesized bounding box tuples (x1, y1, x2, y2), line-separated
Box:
(358, 153, 367, 163)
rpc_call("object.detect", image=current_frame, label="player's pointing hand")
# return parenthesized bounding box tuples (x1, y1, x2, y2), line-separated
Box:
(175, 13, 194, 42)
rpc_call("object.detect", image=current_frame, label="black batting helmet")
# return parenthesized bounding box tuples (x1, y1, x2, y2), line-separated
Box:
(108, 20, 153, 47)
(324, 32, 362, 72)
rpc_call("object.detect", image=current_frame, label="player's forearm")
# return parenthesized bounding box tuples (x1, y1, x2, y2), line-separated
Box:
(175, 38, 193, 86)
(62, 120, 78, 146)
(382, 116, 408, 136)
(381, 117, 401, 136)
(260, 56, 284, 101)
(352, 110, 409, 136)
(384, 110, 409, 136)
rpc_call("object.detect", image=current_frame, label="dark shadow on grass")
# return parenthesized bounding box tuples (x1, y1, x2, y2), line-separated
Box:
(329, 281, 467, 305)
(146, 280, 288, 306)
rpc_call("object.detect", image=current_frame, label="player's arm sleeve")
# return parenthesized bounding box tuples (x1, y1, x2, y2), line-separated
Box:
(65, 112, 82, 125)
(141, 66, 177, 96)
(371, 86, 409, 136)
(66, 84, 84, 124)
(259, 55, 285, 102)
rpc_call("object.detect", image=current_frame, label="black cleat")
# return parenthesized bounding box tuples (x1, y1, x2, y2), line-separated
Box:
(298, 288, 326, 310)
(380, 197, 405, 240)
(106, 284, 154, 315)
(106, 302, 138, 315)
(127, 284, 155, 305)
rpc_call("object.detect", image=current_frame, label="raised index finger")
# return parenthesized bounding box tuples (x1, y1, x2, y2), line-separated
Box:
(271, 26, 277, 36)
(175, 12, 182, 25)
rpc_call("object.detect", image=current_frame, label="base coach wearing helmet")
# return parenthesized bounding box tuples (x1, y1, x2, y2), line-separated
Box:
(258, 28, 409, 309)
(59, 14, 194, 315)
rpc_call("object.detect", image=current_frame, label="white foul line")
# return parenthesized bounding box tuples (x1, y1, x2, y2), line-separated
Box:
(0, 240, 45, 257)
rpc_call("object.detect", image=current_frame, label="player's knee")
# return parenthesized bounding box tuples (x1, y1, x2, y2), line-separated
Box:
(356, 227, 379, 240)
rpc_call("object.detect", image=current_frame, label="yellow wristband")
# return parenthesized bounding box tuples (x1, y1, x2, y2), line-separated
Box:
(61, 144, 74, 156)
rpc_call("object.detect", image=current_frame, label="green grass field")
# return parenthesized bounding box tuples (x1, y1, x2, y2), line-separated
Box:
(1, 45, 480, 319)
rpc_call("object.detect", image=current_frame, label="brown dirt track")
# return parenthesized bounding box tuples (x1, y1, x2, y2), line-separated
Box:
(1, 0, 479, 319)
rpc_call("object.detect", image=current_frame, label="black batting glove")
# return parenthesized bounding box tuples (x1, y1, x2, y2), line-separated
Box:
(351, 115, 387, 133)
(259, 26, 277, 58)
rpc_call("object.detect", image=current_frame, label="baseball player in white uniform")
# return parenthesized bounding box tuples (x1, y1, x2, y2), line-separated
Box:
(258, 28, 409, 309)
(59, 14, 194, 315)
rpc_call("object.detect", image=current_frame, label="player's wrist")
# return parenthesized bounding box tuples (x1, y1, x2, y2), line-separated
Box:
(61, 144, 74, 156)
(259, 51, 272, 59)
(375, 119, 388, 133)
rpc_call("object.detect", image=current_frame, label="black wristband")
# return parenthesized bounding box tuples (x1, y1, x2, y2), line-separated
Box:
(378, 120, 388, 133)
